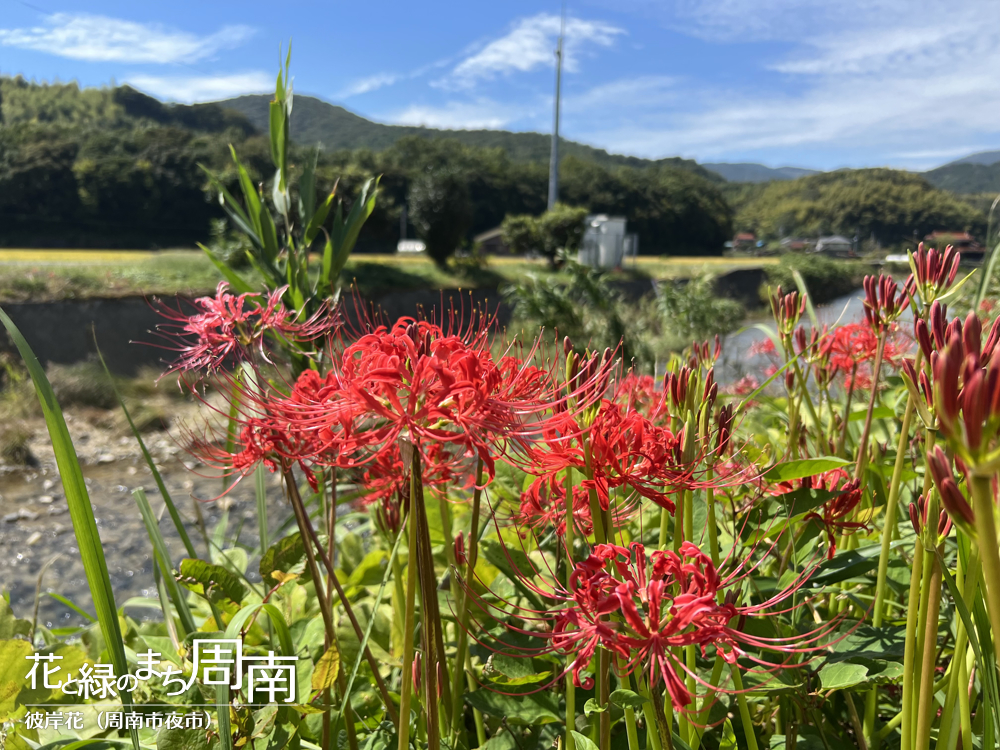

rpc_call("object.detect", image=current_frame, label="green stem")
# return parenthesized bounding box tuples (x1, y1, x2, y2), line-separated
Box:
(900, 537, 925, 750)
(565, 467, 577, 750)
(853, 333, 886, 481)
(397, 449, 421, 750)
(836, 364, 858, 458)
(730, 665, 759, 750)
(970, 474, 1000, 676)
(914, 551, 943, 750)
(863, 394, 917, 746)
(634, 671, 663, 750)
(450, 458, 485, 744)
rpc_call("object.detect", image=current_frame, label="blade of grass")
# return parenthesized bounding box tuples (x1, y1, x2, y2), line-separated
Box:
(335, 524, 405, 733)
(94, 345, 197, 559)
(45, 593, 95, 623)
(132, 488, 197, 636)
(0, 306, 139, 750)
(256, 462, 269, 555)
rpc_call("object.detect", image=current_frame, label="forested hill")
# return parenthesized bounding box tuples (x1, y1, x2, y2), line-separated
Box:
(216, 93, 721, 181)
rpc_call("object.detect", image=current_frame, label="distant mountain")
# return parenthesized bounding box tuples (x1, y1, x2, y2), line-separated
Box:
(924, 161, 1000, 194)
(939, 150, 1000, 167)
(215, 94, 722, 181)
(702, 162, 821, 183)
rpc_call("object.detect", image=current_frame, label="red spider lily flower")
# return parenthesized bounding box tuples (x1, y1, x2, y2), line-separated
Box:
(749, 338, 776, 358)
(357, 442, 457, 534)
(155, 282, 336, 374)
(517, 475, 594, 538)
(768, 469, 866, 558)
(824, 324, 881, 373)
(729, 375, 760, 397)
(909, 243, 960, 304)
(478, 541, 844, 712)
(863, 274, 913, 333)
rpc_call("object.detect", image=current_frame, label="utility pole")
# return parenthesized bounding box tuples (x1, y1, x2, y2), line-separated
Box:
(547, 5, 565, 211)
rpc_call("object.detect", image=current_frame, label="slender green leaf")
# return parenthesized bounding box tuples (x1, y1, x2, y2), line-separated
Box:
(255, 463, 269, 556)
(132, 488, 196, 636)
(45, 593, 95, 622)
(763, 456, 852, 482)
(0, 307, 139, 750)
(96, 347, 197, 558)
(199, 244, 256, 295)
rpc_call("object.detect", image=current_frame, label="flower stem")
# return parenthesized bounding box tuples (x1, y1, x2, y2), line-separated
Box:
(853, 333, 886, 481)
(914, 549, 943, 750)
(862, 392, 918, 747)
(397, 449, 422, 750)
(634, 671, 663, 750)
(450, 458, 485, 745)
(970, 474, 1000, 675)
(900, 536, 925, 750)
(730, 665, 759, 750)
(837, 364, 858, 458)
(564, 467, 577, 750)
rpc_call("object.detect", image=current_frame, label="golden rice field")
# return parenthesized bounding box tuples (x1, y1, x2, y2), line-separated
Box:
(0, 249, 778, 303)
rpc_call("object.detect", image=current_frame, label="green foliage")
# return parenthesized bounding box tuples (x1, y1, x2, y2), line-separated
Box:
(500, 204, 588, 263)
(766, 254, 864, 304)
(734, 168, 986, 245)
(503, 254, 649, 363)
(408, 167, 473, 266)
(654, 273, 744, 343)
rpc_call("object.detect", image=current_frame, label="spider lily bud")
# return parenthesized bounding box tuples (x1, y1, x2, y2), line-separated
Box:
(863, 274, 910, 332)
(928, 446, 975, 526)
(930, 301, 948, 350)
(908, 501, 921, 534)
(910, 243, 961, 302)
(716, 404, 734, 456)
(454, 532, 466, 566)
(785, 370, 795, 391)
(564, 336, 574, 356)
(916, 319, 934, 361)
(412, 652, 421, 693)
(769, 286, 806, 336)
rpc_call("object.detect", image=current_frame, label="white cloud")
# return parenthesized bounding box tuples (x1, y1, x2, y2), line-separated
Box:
(441, 13, 624, 89)
(389, 100, 516, 130)
(337, 73, 400, 99)
(0, 13, 253, 63)
(563, 0, 1000, 169)
(126, 72, 272, 103)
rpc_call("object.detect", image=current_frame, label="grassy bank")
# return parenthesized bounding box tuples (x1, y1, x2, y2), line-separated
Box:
(0, 249, 778, 302)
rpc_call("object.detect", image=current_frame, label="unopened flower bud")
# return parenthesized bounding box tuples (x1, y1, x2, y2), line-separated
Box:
(564, 336, 574, 355)
(908, 502, 920, 534)
(785, 370, 795, 390)
(454, 532, 466, 566)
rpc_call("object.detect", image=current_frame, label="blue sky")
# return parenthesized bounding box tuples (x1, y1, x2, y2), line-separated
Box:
(1, 0, 997, 171)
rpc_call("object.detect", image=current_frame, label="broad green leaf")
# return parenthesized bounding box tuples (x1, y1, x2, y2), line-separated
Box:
(583, 698, 607, 716)
(483, 654, 551, 686)
(610, 688, 649, 708)
(311, 644, 340, 692)
(464, 690, 560, 725)
(259, 533, 310, 584)
(0, 598, 31, 640)
(177, 559, 248, 607)
(849, 406, 895, 422)
(818, 662, 869, 690)
(156, 725, 218, 750)
(345, 550, 390, 588)
(763, 457, 852, 482)
(810, 545, 884, 585)
(0, 639, 33, 721)
(0, 307, 139, 750)
(830, 626, 906, 661)
(480, 539, 545, 609)
(570, 731, 599, 750)
(720, 719, 738, 750)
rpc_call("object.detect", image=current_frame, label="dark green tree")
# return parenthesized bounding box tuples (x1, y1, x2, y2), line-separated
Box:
(408, 168, 473, 266)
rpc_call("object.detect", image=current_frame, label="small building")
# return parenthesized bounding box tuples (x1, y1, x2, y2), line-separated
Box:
(473, 227, 510, 255)
(579, 215, 627, 269)
(733, 232, 756, 250)
(815, 235, 855, 258)
(924, 231, 982, 260)
(780, 237, 814, 252)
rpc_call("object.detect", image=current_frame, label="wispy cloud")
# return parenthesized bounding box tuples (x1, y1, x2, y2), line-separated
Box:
(337, 73, 400, 99)
(389, 99, 518, 130)
(0, 13, 254, 63)
(126, 72, 272, 103)
(440, 13, 624, 89)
